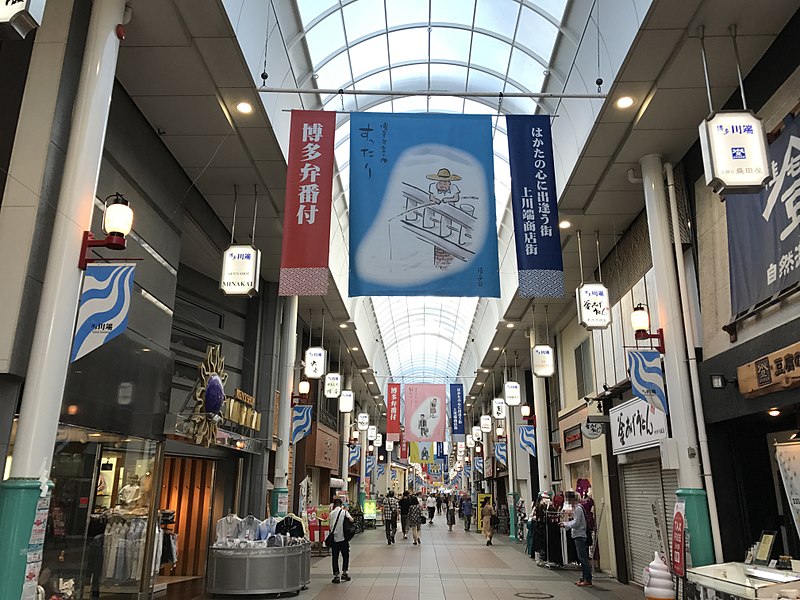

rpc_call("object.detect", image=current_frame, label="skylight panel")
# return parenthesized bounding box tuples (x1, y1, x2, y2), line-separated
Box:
(517, 7, 559, 60)
(429, 27, 472, 63)
(386, 0, 429, 28)
(305, 10, 346, 67)
(315, 52, 352, 90)
(349, 34, 389, 81)
(296, 0, 338, 26)
(429, 63, 468, 92)
(470, 33, 512, 76)
(430, 0, 475, 27)
(508, 48, 547, 92)
(343, 0, 383, 43)
(474, 0, 519, 40)
(388, 27, 429, 65)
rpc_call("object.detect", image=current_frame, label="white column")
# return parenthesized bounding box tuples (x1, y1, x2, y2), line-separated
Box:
(639, 154, 702, 488)
(11, 0, 127, 479)
(274, 295, 298, 496)
(359, 428, 367, 500)
(529, 327, 552, 494)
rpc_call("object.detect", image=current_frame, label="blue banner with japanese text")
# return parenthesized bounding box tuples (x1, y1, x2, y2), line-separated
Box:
(727, 114, 800, 314)
(349, 113, 500, 297)
(449, 384, 465, 438)
(506, 115, 565, 298)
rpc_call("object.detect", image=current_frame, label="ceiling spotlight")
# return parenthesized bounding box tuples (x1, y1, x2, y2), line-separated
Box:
(768, 408, 781, 417)
(493, 346, 500, 351)
(339, 323, 348, 329)
(559, 220, 571, 229)
(352, 347, 359, 351)
(361, 368, 368, 373)
(477, 382, 483, 386)
(236, 101, 253, 114)
(374, 395, 380, 399)
(506, 322, 514, 328)
(615, 96, 635, 109)
(483, 369, 490, 373)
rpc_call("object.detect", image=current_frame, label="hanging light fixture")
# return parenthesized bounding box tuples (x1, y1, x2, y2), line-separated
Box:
(631, 303, 665, 353)
(339, 390, 354, 413)
(298, 380, 310, 395)
(521, 404, 531, 418)
(496, 426, 504, 437)
(79, 193, 134, 269)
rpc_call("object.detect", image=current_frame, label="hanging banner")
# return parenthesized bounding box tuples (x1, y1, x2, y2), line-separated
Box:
(324, 373, 341, 398)
(494, 442, 508, 466)
(377, 463, 386, 478)
(727, 115, 800, 314)
(409, 442, 434, 464)
(472, 425, 482, 441)
(279, 110, 336, 296)
(304, 347, 326, 379)
(71, 263, 136, 362)
(291, 405, 313, 445)
(357, 412, 369, 430)
(404, 384, 446, 442)
(385, 440, 394, 452)
(348, 444, 361, 468)
(435, 442, 446, 461)
(220, 245, 261, 296)
(506, 114, 565, 298)
(517, 425, 537, 458)
(399, 430, 408, 460)
(449, 383, 465, 438)
(366, 455, 375, 477)
(480, 415, 492, 432)
(0, 0, 45, 38)
(474, 456, 484, 474)
(577, 283, 611, 329)
(387, 382, 401, 441)
(672, 501, 687, 577)
(532, 344, 555, 377)
(628, 350, 668, 414)
(367, 425, 377, 441)
(776, 443, 800, 542)
(349, 113, 500, 297)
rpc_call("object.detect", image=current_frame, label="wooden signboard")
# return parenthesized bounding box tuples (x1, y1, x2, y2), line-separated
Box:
(737, 341, 800, 398)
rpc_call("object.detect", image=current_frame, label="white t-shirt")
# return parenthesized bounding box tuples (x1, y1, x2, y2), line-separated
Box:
(429, 182, 461, 203)
(426, 496, 437, 508)
(328, 507, 351, 543)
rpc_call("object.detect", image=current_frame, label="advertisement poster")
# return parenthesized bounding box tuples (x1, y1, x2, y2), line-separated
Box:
(404, 384, 446, 442)
(776, 442, 800, 541)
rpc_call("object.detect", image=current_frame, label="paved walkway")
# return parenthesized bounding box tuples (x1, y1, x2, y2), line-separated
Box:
(173, 517, 643, 600)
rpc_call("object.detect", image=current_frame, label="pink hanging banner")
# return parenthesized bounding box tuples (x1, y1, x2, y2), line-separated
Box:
(386, 383, 401, 441)
(403, 384, 446, 442)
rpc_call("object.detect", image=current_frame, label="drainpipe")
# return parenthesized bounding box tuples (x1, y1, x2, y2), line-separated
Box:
(273, 295, 298, 516)
(665, 162, 723, 562)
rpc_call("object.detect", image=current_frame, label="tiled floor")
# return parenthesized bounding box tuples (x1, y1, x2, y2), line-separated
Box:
(176, 517, 643, 600)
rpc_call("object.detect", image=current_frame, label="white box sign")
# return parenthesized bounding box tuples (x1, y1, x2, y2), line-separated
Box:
(220, 245, 261, 296)
(532, 345, 555, 377)
(304, 347, 326, 379)
(577, 283, 611, 329)
(357, 412, 369, 430)
(609, 397, 668, 455)
(492, 398, 506, 420)
(324, 373, 341, 398)
(1, 0, 45, 38)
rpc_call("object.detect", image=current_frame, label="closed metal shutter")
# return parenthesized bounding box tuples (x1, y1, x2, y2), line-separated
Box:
(661, 469, 679, 550)
(622, 461, 674, 585)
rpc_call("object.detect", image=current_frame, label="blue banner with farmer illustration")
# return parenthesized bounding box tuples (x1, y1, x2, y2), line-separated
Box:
(506, 115, 565, 298)
(349, 113, 500, 297)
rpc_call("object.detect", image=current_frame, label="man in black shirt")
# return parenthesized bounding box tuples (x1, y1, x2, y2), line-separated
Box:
(398, 490, 413, 540)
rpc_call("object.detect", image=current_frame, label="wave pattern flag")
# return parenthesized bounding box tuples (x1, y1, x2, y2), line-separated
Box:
(391, 469, 397, 481)
(628, 350, 668, 413)
(71, 263, 136, 362)
(464, 464, 471, 478)
(291, 405, 313, 445)
(404, 384, 446, 442)
(494, 442, 508, 466)
(366, 455, 375, 477)
(348, 444, 361, 468)
(409, 442, 434, 464)
(377, 463, 386, 478)
(349, 113, 500, 297)
(517, 425, 537, 457)
(506, 115, 565, 298)
(474, 456, 484, 474)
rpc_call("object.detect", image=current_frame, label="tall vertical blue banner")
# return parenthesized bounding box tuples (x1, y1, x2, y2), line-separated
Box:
(449, 383, 465, 439)
(506, 115, 565, 298)
(349, 113, 500, 297)
(435, 442, 446, 461)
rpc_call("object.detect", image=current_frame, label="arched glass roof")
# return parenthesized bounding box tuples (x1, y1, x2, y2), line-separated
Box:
(293, 0, 569, 382)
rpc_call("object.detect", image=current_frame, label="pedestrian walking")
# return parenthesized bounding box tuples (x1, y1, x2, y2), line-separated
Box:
(563, 494, 592, 586)
(481, 497, 496, 546)
(426, 493, 437, 524)
(446, 495, 456, 531)
(461, 496, 473, 531)
(383, 490, 399, 544)
(398, 490, 412, 539)
(408, 493, 423, 545)
(328, 498, 353, 584)
(436, 493, 443, 515)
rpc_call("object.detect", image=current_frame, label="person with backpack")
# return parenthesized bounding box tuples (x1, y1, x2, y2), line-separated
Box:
(328, 498, 354, 584)
(562, 494, 592, 587)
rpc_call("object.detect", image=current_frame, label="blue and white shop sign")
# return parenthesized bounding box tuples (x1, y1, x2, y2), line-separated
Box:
(576, 283, 611, 329)
(304, 347, 326, 379)
(220, 244, 261, 296)
(699, 110, 771, 195)
(610, 397, 668, 455)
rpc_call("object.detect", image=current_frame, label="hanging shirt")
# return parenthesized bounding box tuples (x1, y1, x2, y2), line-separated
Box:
(238, 515, 261, 540)
(215, 514, 242, 543)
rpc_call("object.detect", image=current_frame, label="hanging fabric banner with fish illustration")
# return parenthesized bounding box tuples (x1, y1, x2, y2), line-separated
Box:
(348, 113, 500, 297)
(403, 384, 447, 442)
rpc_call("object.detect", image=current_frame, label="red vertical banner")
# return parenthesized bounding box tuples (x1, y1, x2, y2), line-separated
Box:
(399, 429, 408, 460)
(279, 110, 337, 296)
(386, 383, 401, 441)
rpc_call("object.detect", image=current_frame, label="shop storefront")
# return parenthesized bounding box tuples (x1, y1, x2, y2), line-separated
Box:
(293, 421, 341, 513)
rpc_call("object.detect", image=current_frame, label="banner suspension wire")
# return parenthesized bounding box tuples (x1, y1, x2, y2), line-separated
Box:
(545, 304, 550, 342)
(698, 26, 715, 113)
(251, 184, 259, 242)
(576, 230, 585, 285)
(260, 86, 606, 100)
(230, 184, 238, 244)
(595, 230, 603, 283)
(729, 25, 748, 110)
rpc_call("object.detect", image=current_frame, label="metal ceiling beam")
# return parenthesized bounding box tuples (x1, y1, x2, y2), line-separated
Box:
(259, 86, 605, 99)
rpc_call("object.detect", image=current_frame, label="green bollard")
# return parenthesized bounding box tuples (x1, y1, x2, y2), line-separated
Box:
(0, 479, 51, 599)
(676, 488, 715, 567)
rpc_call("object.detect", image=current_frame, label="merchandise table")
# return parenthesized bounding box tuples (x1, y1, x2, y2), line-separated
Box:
(687, 562, 800, 600)
(206, 542, 311, 596)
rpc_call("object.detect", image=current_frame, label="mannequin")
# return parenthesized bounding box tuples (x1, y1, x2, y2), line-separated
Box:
(116, 475, 141, 507)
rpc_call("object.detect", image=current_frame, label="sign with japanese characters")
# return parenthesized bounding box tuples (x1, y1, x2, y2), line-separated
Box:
(737, 341, 800, 398)
(504, 381, 521, 406)
(480, 414, 492, 432)
(532, 344, 555, 377)
(492, 398, 507, 420)
(450, 384, 465, 437)
(576, 283, 611, 329)
(506, 114, 565, 298)
(472, 425, 482, 441)
(348, 113, 500, 297)
(71, 263, 136, 362)
(404, 384, 446, 442)
(279, 110, 336, 296)
(562, 424, 583, 451)
(386, 383, 401, 441)
(672, 501, 686, 577)
(610, 397, 668, 455)
(357, 412, 369, 430)
(303, 347, 326, 379)
(324, 373, 341, 398)
(367, 425, 377, 441)
(375, 433, 383, 448)
(0, 0, 45, 38)
(699, 110, 770, 195)
(221, 244, 261, 296)
(628, 350, 668, 414)
(726, 114, 800, 314)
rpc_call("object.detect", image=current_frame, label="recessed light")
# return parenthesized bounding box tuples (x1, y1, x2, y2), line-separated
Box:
(236, 101, 253, 114)
(88, 433, 102, 437)
(768, 408, 781, 417)
(559, 220, 571, 229)
(142, 348, 151, 352)
(477, 382, 483, 386)
(615, 96, 634, 109)
(374, 395, 380, 399)
(361, 368, 367, 373)
(339, 323, 348, 329)
(67, 405, 79, 416)
(493, 346, 500, 351)
(483, 369, 490, 373)
(506, 322, 514, 328)
(352, 347, 359, 351)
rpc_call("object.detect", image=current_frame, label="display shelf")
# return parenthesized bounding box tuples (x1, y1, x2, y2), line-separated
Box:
(206, 543, 311, 596)
(687, 562, 800, 599)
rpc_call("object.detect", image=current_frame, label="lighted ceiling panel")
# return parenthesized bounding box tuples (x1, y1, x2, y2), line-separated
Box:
(293, 0, 569, 382)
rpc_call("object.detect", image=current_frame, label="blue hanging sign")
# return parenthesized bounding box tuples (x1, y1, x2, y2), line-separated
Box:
(449, 384, 465, 438)
(291, 405, 313, 444)
(628, 350, 668, 414)
(348, 444, 361, 468)
(349, 113, 500, 297)
(506, 115, 565, 298)
(474, 456, 484, 474)
(494, 441, 508, 466)
(517, 425, 537, 458)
